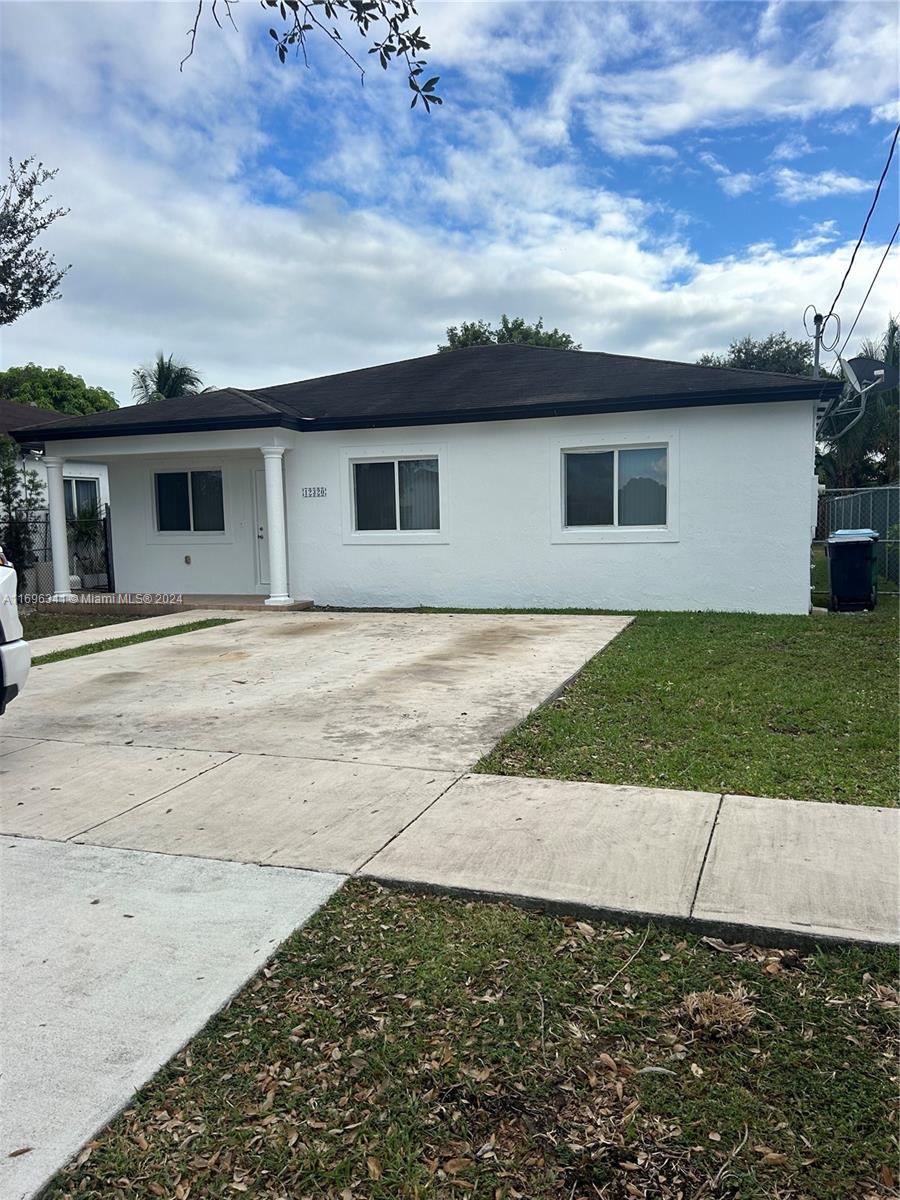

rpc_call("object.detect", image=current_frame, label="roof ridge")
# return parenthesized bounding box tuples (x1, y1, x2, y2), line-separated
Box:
(225, 387, 284, 416)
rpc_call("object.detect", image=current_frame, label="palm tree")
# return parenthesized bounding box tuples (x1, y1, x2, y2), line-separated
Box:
(131, 352, 208, 404)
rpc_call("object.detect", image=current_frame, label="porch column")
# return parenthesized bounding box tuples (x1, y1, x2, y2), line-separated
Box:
(260, 447, 292, 606)
(44, 456, 76, 601)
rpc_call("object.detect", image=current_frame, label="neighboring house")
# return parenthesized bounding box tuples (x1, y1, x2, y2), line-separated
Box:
(0, 399, 111, 516)
(11, 345, 841, 612)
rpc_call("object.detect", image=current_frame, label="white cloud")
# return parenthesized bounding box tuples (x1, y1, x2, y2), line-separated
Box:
(771, 133, 817, 160)
(578, 3, 898, 157)
(774, 167, 873, 203)
(698, 152, 759, 197)
(870, 99, 900, 124)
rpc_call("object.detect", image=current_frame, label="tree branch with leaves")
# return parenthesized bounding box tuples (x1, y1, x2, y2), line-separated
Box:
(182, 0, 441, 111)
(0, 158, 70, 326)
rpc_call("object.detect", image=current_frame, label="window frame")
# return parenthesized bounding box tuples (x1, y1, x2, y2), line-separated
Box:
(149, 465, 228, 539)
(63, 476, 101, 519)
(550, 434, 679, 545)
(340, 443, 449, 546)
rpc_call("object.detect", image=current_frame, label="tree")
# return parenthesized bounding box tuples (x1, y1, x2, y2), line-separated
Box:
(817, 317, 899, 488)
(0, 158, 70, 326)
(0, 434, 45, 572)
(183, 0, 441, 111)
(132, 353, 209, 404)
(439, 315, 581, 352)
(0, 363, 117, 416)
(697, 332, 813, 376)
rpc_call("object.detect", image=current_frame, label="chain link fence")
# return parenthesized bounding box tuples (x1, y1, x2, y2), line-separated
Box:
(1, 508, 114, 599)
(813, 485, 899, 600)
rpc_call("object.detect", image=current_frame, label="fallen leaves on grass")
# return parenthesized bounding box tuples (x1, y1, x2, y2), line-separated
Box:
(46, 883, 897, 1200)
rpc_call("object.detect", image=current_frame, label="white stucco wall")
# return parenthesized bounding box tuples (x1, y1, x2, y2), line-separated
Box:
(104, 451, 263, 596)
(20, 455, 110, 510)
(285, 400, 816, 614)
(49, 398, 816, 613)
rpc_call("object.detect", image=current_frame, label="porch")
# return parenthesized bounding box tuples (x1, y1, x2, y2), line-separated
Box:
(32, 430, 304, 608)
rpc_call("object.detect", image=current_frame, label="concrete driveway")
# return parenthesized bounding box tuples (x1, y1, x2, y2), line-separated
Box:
(1, 611, 630, 870)
(1, 610, 629, 1198)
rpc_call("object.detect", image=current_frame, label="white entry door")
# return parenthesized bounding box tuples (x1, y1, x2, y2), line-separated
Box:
(253, 468, 270, 588)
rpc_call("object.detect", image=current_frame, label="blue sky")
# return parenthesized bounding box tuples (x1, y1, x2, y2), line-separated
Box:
(1, 0, 898, 402)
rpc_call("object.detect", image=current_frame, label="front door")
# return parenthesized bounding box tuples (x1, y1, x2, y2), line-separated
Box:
(253, 468, 270, 588)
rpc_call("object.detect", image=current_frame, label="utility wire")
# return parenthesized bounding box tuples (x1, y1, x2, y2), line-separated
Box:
(835, 220, 899, 360)
(818, 220, 899, 437)
(824, 121, 899, 319)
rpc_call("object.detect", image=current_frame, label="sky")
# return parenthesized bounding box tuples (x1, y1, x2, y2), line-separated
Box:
(1, 0, 898, 404)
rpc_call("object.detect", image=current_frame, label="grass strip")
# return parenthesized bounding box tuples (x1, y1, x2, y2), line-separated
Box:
(478, 604, 898, 806)
(31, 618, 238, 665)
(22, 611, 149, 641)
(46, 881, 898, 1200)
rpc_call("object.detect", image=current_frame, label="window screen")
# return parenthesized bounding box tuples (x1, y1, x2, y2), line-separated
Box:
(155, 473, 191, 531)
(398, 458, 440, 530)
(354, 461, 397, 530)
(618, 447, 667, 527)
(190, 470, 225, 531)
(564, 451, 614, 527)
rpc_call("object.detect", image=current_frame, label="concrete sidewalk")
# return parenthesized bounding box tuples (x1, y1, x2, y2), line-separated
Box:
(361, 774, 899, 947)
(0, 837, 342, 1200)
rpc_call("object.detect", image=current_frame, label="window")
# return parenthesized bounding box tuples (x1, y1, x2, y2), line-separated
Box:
(155, 470, 224, 532)
(63, 477, 100, 519)
(564, 446, 667, 528)
(353, 458, 440, 532)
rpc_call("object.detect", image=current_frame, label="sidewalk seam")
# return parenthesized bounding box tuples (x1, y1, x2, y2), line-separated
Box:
(689, 793, 724, 918)
(352, 772, 467, 875)
(67, 753, 240, 842)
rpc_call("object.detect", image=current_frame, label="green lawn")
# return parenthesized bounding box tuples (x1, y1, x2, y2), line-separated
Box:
(31, 618, 237, 665)
(21, 610, 148, 641)
(479, 604, 898, 806)
(47, 882, 898, 1200)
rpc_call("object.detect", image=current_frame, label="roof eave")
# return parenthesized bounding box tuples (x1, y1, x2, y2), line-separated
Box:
(11, 413, 289, 444)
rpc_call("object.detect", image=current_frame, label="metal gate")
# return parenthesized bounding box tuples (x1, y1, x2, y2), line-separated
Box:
(2, 506, 115, 600)
(813, 485, 899, 599)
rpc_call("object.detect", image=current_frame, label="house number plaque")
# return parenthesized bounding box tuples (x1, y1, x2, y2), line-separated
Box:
(301, 486, 327, 498)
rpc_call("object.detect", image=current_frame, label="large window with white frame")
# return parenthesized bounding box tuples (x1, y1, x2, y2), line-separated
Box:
(352, 457, 440, 532)
(154, 469, 225, 533)
(563, 445, 668, 528)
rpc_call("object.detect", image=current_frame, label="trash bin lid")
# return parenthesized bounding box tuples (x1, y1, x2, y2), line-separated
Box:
(828, 527, 880, 543)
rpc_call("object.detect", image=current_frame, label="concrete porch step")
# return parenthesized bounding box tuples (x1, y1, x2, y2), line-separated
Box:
(23, 594, 315, 617)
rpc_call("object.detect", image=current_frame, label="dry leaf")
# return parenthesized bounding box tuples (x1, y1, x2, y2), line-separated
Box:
(444, 1157, 473, 1174)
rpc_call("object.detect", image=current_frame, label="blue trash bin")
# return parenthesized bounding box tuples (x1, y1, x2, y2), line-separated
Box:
(826, 528, 879, 612)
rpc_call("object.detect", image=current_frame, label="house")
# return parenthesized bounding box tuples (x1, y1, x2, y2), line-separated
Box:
(1, 398, 111, 517)
(11, 344, 842, 613)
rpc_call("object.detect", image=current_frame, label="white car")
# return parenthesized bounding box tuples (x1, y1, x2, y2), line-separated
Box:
(0, 547, 30, 714)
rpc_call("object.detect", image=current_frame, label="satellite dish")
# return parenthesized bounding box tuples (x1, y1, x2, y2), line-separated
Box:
(846, 355, 899, 394)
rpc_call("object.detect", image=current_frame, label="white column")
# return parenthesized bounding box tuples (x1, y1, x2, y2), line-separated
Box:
(261, 447, 292, 606)
(44, 456, 76, 601)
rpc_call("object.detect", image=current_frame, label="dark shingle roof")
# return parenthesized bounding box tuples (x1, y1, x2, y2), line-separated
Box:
(0, 398, 73, 435)
(12, 344, 841, 443)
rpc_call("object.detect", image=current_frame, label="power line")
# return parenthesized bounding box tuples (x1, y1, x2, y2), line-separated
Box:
(818, 220, 900, 436)
(835, 220, 899, 361)
(824, 121, 899, 319)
